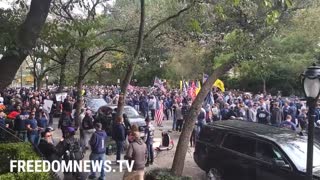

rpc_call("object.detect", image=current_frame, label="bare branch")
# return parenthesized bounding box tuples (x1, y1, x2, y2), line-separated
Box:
(86, 47, 125, 66)
(83, 52, 107, 78)
(143, 2, 195, 40)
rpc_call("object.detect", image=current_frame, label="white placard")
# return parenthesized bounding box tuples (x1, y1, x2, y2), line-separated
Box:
(43, 100, 53, 113)
(55, 92, 68, 102)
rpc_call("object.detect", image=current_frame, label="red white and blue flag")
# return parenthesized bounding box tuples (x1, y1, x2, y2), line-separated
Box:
(155, 100, 164, 126)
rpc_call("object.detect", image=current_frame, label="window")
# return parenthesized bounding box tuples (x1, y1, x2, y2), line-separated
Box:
(199, 128, 225, 145)
(222, 134, 255, 157)
(256, 141, 287, 163)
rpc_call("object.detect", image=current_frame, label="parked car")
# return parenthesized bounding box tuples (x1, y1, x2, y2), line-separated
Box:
(194, 120, 320, 180)
(96, 105, 153, 137)
(85, 98, 108, 114)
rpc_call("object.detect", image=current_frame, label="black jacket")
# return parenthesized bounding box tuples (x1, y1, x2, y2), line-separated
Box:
(38, 139, 61, 162)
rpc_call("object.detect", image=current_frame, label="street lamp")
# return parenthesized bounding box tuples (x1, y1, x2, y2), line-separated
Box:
(45, 75, 49, 90)
(301, 63, 320, 180)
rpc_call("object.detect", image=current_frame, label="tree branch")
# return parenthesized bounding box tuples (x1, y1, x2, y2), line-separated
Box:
(143, 2, 195, 40)
(83, 52, 107, 78)
(86, 47, 125, 66)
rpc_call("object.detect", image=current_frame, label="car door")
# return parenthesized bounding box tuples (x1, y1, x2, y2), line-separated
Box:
(255, 140, 302, 180)
(221, 133, 257, 180)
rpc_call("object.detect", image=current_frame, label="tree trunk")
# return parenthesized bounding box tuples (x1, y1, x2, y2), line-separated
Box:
(171, 62, 233, 176)
(75, 50, 85, 128)
(0, 0, 51, 91)
(57, 62, 66, 92)
(116, 0, 145, 119)
(116, 63, 135, 118)
(33, 72, 37, 90)
(36, 76, 42, 91)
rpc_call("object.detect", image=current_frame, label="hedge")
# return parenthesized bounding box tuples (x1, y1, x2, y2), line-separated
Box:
(145, 168, 192, 180)
(0, 142, 51, 180)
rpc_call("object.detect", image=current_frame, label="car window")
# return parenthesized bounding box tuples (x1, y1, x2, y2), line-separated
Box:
(256, 141, 289, 165)
(199, 127, 225, 145)
(124, 107, 139, 118)
(222, 134, 255, 157)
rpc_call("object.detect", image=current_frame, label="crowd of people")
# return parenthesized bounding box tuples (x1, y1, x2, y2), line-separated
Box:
(1, 85, 319, 179)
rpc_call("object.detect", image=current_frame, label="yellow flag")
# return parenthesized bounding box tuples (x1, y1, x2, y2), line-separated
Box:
(213, 79, 225, 92)
(180, 80, 183, 90)
(196, 81, 201, 95)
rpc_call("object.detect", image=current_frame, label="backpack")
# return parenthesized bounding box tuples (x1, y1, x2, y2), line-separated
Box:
(62, 115, 72, 127)
(65, 138, 84, 161)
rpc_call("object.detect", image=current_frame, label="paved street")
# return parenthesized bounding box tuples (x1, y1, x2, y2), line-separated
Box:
(51, 118, 206, 180)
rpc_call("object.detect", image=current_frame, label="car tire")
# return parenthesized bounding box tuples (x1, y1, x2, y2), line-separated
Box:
(207, 168, 223, 180)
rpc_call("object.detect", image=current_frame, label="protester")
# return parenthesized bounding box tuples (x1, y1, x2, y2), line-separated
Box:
(175, 103, 183, 132)
(123, 130, 146, 180)
(38, 130, 61, 162)
(82, 109, 95, 150)
(88, 123, 107, 180)
(144, 117, 154, 166)
(279, 115, 297, 131)
(25, 111, 40, 145)
(113, 116, 126, 162)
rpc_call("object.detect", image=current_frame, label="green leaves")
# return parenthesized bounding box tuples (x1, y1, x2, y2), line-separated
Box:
(266, 10, 280, 24)
(189, 18, 202, 33)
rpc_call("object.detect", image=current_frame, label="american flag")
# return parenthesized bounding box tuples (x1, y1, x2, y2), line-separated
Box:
(155, 100, 164, 126)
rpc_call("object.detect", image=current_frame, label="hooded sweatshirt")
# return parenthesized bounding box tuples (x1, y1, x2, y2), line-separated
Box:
(90, 130, 107, 154)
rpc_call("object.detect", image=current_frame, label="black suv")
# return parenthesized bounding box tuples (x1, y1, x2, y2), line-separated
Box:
(194, 120, 320, 180)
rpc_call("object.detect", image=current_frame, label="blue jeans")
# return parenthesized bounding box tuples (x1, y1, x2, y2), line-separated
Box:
(116, 141, 124, 161)
(16, 131, 28, 142)
(28, 133, 39, 145)
(90, 153, 106, 179)
(146, 143, 154, 163)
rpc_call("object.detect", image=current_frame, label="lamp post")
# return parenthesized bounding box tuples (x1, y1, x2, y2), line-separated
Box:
(301, 64, 320, 180)
(45, 75, 49, 90)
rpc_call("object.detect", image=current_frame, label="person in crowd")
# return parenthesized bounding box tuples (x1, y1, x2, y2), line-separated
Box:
(148, 95, 157, 120)
(144, 117, 154, 166)
(248, 103, 257, 122)
(113, 116, 126, 162)
(220, 103, 231, 120)
(139, 95, 149, 118)
(256, 107, 270, 124)
(37, 110, 48, 132)
(211, 103, 220, 121)
(123, 130, 146, 180)
(270, 102, 283, 126)
(282, 102, 290, 120)
(82, 109, 95, 150)
(196, 107, 206, 137)
(56, 127, 83, 180)
(38, 130, 61, 162)
(279, 115, 297, 131)
(58, 111, 73, 138)
(175, 103, 184, 132)
(297, 107, 307, 131)
(26, 111, 40, 145)
(288, 102, 298, 125)
(0, 111, 8, 128)
(88, 123, 107, 180)
(14, 107, 28, 141)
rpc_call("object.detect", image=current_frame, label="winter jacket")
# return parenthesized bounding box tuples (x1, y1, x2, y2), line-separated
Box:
(125, 138, 146, 171)
(113, 123, 126, 141)
(270, 107, 283, 125)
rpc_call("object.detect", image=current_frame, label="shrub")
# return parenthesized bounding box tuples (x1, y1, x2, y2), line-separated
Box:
(0, 142, 51, 180)
(145, 168, 192, 180)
